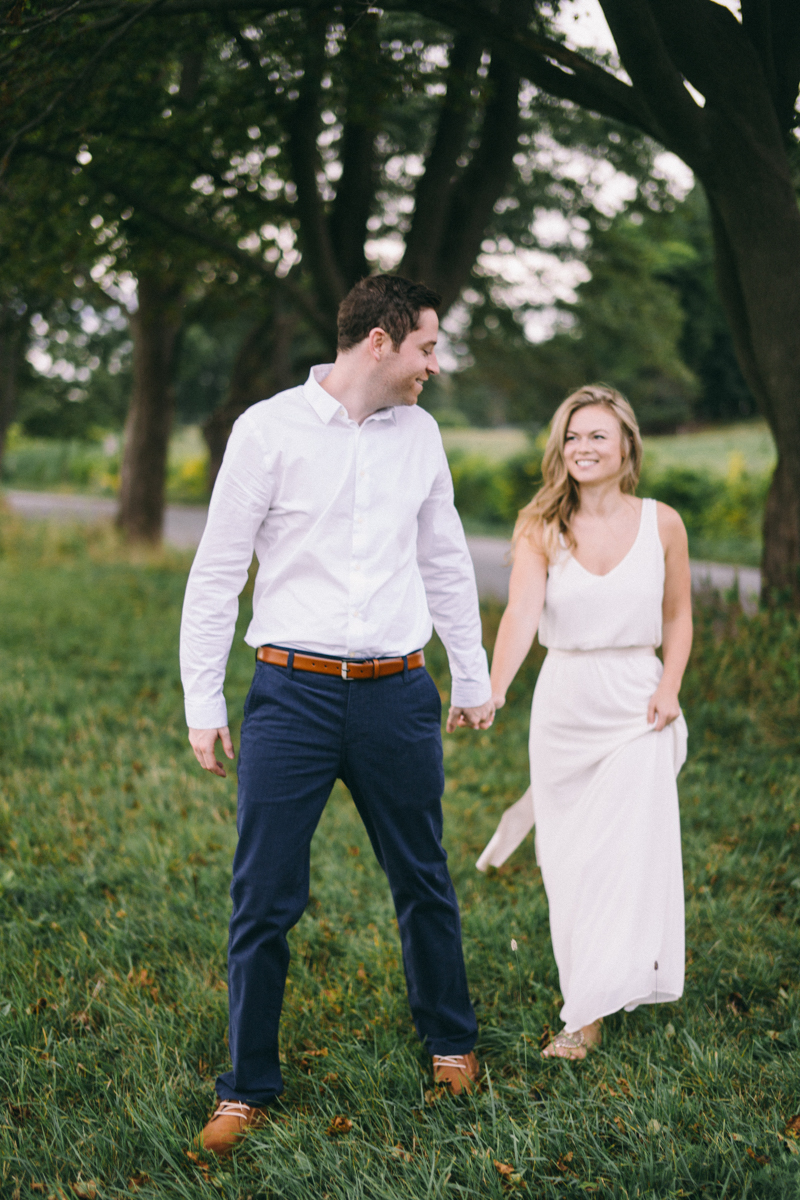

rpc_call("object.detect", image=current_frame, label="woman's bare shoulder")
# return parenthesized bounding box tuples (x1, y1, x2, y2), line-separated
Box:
(654, 500, 688, 549)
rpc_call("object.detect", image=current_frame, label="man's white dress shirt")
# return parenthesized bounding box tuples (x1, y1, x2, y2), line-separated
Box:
(180, 365, 491, 729)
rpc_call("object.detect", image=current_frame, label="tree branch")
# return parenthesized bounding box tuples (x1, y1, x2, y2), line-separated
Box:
(327, 8, 382, 289)
(384, 0, 665, 140)
(284, 8, 347, 318)
(15, 142, 336, 339)
(400, 32, 483, 283)
(598, 0, 708, 169)
(433, 49, 521, 310)
(745, 0, 800, 136)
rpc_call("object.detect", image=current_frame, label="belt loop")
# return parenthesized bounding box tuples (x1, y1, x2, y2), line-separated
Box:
(287, 650, 295, 681)
(402, 654, 409, 684)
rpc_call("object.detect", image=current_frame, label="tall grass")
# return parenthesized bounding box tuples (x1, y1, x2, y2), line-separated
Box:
(0, 516, 798, 1198)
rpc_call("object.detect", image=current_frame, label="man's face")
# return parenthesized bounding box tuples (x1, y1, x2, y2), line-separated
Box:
(380, 307, 440, 407)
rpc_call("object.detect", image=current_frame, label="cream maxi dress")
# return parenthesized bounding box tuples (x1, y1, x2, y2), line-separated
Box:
(477, 498, 687, 1032)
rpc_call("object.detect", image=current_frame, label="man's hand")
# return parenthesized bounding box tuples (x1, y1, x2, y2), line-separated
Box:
(189, 726, 235, 777)
(446, 699, 495, 733)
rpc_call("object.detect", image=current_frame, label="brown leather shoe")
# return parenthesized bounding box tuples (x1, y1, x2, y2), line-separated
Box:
(196, 1099, 267, 1156)
(432, 1051, 480, 1095)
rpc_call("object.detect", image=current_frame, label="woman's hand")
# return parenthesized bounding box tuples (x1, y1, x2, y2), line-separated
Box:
(647, 684, 681, 732)
(492, 693, 506, 711)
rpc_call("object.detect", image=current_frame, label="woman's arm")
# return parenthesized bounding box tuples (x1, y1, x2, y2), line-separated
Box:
(490, 533, 549, 708)
(649, 503, 693, 731)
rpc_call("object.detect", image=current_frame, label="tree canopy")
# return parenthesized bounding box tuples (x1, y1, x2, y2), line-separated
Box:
(2, 1, 800, 597)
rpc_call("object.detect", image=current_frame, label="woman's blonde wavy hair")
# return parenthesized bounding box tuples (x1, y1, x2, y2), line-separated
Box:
(514, 384, 643, 563)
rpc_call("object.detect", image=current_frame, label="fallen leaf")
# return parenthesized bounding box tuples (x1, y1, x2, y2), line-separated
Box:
(746, 1147, 769, 1165)
(71, 1182, 98, 1199)
(321, 1073, 339, 1084)
(494, 1160, 514, 1177)
(556, 1151, 574, 1173)
(766, 1030, 780, 1041)
(613, 1116, 625, 1132)
(727, 991, 749, 1015)
(392, 1144, 413, 1162)
(785, 1115, 800, 1138)
(615, 1077, 632, 1097)
(327, 1115, 353, 1137)
(647, 1119, 661, 1134)
(303, 1048, 328, 1057)
(356, 967, 367, 981)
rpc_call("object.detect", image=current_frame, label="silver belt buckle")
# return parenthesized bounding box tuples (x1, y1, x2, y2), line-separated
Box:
(341, 659, 351, 680)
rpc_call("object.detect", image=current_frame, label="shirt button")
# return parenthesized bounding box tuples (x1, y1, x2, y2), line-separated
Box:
(359, 470, 365, 478)
(354, 564, 360, 571)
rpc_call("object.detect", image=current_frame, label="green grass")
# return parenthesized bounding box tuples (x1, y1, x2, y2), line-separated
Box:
(440, 429, 531, 462)
(643, 421, 776, 479)
(444, 420, 778, 480)
(1, 517, 799, 1198)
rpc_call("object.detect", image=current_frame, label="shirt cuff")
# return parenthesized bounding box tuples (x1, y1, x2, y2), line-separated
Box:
(184, 696, 229, 729)
(449, 679, 492, 709)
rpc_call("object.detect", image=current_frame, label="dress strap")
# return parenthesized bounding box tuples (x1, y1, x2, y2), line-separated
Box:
(641, 497, 665, 560)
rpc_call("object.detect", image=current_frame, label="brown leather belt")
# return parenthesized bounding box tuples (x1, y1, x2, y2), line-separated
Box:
(256, 645, 425, 680)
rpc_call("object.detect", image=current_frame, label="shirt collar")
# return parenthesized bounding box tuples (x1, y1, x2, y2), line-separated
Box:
(303, 364, 397, 426)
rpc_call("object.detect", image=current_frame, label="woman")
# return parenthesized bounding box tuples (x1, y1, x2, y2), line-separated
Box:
(480, 385, 692, 1059)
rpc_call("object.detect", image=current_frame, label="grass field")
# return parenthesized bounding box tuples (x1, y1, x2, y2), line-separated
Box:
(443, 421, 777, 479)
(1, 517, 799, 1199)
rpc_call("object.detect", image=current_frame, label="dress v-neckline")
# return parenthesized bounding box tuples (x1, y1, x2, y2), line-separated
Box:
(569, 499, 646, 579)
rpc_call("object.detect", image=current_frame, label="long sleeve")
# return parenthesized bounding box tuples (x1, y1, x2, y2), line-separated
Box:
(179, 413, 275, 728)
(416, 446, 491, 709)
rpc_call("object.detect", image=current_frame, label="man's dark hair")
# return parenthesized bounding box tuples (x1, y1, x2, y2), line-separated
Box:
(337, 275, 441, 352)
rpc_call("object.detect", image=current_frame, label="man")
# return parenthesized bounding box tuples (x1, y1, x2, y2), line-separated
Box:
(180, 275, 494, 1156)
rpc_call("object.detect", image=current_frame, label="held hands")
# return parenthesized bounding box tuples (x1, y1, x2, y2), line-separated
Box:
(647, 684, 681, 732)
(446, 698, 496, 733)
(189, 726, 235, 777)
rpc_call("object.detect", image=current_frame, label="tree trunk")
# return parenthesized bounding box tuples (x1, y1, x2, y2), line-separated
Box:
(203, 305, 298, 490)
(0, 311, 23, 471)
(117, 272, 184, 542)
(698, 138, 800, 601)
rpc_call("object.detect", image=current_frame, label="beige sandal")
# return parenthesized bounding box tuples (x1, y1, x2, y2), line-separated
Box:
(542, 1019, 602, 1061)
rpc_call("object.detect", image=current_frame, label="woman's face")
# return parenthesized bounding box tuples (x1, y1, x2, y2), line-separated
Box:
(563, 404, 625, 486)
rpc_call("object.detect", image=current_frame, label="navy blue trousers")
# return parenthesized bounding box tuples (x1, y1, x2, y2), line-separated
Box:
(216, 657, 477, 1105)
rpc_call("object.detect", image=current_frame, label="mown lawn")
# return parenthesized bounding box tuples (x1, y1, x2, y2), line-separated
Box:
(0, 516, 798, 1199)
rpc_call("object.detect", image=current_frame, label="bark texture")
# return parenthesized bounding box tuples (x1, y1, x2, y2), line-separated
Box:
(0, 309, 23, 470)
(203, 305, 298, 490)
(117, 272, 184, 543)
